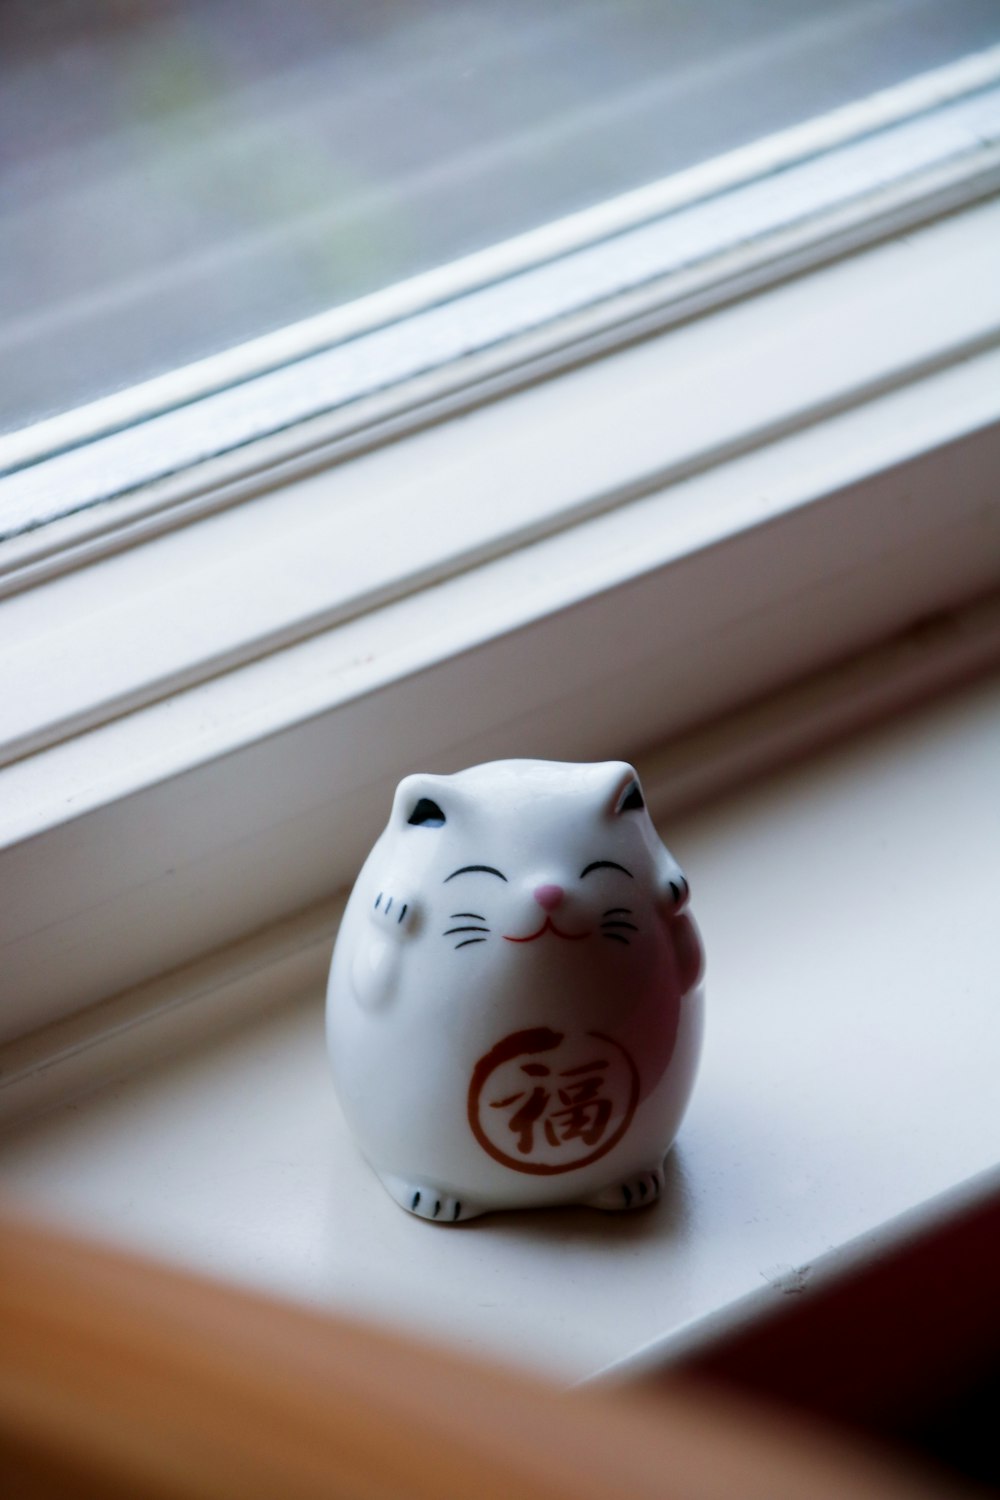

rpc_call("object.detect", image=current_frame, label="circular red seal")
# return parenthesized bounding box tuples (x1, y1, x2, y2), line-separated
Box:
(467, 1027, 640, 1175)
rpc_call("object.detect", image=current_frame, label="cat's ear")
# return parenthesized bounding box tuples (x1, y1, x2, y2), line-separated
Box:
(616, 779, 645, 814)
(407, 797, 446, 827)
(604, 765, 646, 818)
(391, 773, 452, 830)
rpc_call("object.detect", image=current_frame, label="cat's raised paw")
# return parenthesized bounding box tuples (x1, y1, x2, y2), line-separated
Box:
(369, 890, 418, 937)
(583, 1167, 664, 1212)
(380, 1174, 482, 1224)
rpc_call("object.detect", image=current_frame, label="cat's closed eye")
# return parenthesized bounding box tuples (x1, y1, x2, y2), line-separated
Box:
(444, 865, 507, 883)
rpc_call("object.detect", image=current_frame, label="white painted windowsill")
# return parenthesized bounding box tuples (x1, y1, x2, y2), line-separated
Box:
(2, 669, 997, 1383)
(4, 50, 1000, 1046)
(2, 48, 998, 1384)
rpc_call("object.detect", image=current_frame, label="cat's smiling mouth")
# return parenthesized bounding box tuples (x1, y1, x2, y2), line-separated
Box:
(503, 917, 591, 944)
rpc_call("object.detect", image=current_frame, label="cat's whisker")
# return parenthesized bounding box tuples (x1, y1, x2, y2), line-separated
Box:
(444, 925, 490, 936)
(601, 920, 638, 932)
(455, 937, 487, 950)
(450, 912, 486, 921)
(603, 906, 632, 917)
(602, 933, 630, 945)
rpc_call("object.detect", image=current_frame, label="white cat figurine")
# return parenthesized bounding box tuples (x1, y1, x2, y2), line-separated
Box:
(326, 759, 704, 1222)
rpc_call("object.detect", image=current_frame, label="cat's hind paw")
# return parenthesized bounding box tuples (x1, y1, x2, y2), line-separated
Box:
(583, 1167, 664, 1212)
(379, 1173, 483, 1224)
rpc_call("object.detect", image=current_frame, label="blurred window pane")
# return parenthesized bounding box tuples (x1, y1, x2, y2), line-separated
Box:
(2, 0, 998, 435)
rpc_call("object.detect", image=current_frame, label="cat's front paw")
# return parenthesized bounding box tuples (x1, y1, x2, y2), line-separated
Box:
(350, 891, 420, 1007)
(658, 866, 690, 915)
(379, 1173, 483, 1224)
(368, 889, 419, 938)
(669, 912, 704, 995)
(583, 1166, 664, 1212)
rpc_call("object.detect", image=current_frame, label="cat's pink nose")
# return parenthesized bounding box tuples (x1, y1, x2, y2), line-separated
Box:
(533, 884, 564, 911)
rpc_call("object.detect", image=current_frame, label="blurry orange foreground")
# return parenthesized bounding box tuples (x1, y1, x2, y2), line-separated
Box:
(0, 1211, 967, 1500)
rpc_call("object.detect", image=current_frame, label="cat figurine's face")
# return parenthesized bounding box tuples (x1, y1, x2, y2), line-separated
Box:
(327, 759, 704, 1222)
(376, 759, 688, 972)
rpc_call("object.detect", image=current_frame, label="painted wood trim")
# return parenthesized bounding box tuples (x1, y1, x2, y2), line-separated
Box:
(3, 591, 997, 1094)
(2, 48, 999, 569)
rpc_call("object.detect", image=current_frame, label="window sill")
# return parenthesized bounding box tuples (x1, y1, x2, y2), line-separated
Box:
(2, 668, 997, 1381)
(3, 191, 1000, 1042)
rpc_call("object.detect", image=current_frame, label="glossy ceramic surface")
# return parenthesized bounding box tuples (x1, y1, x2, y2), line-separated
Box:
(326, 759, 704, 1221)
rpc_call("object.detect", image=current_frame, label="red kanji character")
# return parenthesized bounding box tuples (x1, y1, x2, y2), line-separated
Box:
(490, 1062, 553, 1154)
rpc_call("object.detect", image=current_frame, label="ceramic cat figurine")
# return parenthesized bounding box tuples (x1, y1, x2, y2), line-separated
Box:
(326, 759, 704, 1222)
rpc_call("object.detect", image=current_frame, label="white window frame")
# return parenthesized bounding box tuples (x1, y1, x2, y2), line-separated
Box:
(2, 48, 1000, 1057)
(2, 46, 999, 571)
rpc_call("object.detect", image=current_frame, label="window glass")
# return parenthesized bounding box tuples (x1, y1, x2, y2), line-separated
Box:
(2, 0, 998, 435)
